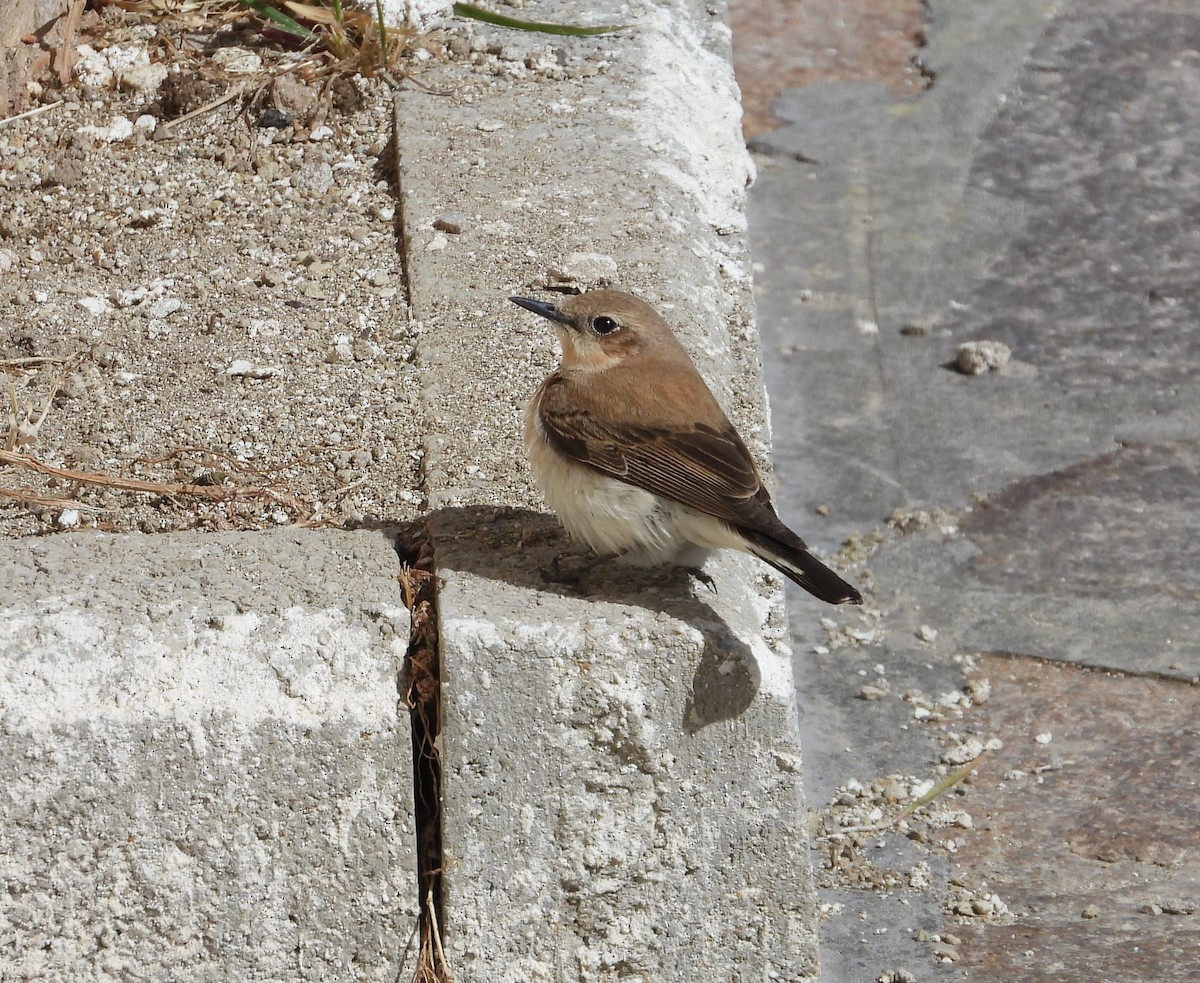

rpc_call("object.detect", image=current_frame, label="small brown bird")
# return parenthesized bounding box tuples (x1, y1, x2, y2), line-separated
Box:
(511, 289, 862, 605)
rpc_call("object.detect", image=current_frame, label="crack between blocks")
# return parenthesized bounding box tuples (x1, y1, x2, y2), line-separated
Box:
(398, 534, 450, 983)
(375, 92, 413, 310)
(384, 84, 449, 981)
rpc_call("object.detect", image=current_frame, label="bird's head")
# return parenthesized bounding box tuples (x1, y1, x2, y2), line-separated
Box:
(510, 290, 677, 371)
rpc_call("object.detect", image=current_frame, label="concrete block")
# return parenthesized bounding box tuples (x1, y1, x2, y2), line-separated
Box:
(0, 531, 416, 981)
(393, 0, 823, 977)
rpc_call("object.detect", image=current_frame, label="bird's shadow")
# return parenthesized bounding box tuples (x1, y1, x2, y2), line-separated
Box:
(400, 504, 764, 733)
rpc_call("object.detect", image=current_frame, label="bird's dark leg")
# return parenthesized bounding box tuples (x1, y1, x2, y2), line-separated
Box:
(685, 566, 718, 594)
(543, 552, 717, 595)
(542, 550, 623, 586)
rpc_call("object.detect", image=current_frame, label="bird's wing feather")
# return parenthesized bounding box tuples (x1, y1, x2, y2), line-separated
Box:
(539, 402, 785, 532)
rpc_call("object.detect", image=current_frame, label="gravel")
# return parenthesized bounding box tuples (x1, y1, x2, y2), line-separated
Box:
(0, 20, 427, 537)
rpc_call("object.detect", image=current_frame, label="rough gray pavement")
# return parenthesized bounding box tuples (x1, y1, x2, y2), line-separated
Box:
(753, 0, 1198, 678)
(746, 0, 1200, 978)
(0, 530, 416, 981)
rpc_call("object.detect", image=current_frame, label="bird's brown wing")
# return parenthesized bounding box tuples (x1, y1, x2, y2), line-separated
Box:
(538, 401, 789, 536)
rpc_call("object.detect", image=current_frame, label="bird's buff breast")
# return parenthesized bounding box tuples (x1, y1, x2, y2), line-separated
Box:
(525, 404, 729, 564)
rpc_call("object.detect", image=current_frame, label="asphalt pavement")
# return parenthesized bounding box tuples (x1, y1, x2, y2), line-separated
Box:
(742, 0, 1200, 978)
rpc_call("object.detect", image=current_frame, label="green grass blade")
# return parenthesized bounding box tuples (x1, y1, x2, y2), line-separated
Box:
(237, 0, 316, 41)
(375, 0, 389, 52)
(453, 2, 625, 36)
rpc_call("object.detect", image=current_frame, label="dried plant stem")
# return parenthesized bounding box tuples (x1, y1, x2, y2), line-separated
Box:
(0, 101, 65, 129)
(816, 755, 987, 840)
(0, 449, 305, 511)
(154, 84, 246, 137)
(59, 0, 87, 85)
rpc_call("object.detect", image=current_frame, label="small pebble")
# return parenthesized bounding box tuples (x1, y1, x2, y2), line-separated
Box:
(78, 296, 110, 315)
(932, 944, 959, 962)
(942, 738, 985, 765)
(433, 213, 467, 234)
(549, 251, 619, 282)
(258, 108, 292, 129)
(147, 297, 182, 319)
(291, 161, 334, 194)
(78, 117, 134, 143)
(965, 677, 991, 703)
(225, 360, 279, 379)
(209, 47, 263, 74)
(956, 340, 1011, 375)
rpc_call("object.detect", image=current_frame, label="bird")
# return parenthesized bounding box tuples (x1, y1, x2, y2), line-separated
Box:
(510, 289, 862, 606)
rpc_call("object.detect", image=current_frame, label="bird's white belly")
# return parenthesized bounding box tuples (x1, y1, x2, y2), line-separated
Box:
(525, 415, 741, 565)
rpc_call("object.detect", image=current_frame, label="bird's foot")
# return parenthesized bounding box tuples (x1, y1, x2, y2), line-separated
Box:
(685, 566, 718, 594)
(541, 551, 621, 586)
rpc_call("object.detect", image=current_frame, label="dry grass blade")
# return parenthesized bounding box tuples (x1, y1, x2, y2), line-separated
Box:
(102, 1, 215, 11)
(4, 348, 92, 451)
(453, 1, 626, 36)
(0, 101, 65, 129)
(133, 445, 270, 476)
(0, 486, 103, 512)
(817, 755, 987, 840)
(411, 888, 453, 983)
(399, 552, 450, 983)
(0, 449, 306, 512)
(0, 350, 89, 368)
(153, 83, 247, 138)
(892, 755, 986, 822)
(59, 0, 88, 85)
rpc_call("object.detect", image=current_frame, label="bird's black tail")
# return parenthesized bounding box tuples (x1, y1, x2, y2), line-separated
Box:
(741, 529, 862, 605)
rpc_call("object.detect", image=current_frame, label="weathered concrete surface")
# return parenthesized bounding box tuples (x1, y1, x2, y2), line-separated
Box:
(0, 531, 416, 982)
(873, 441, 1200, 678)
(395, 0, 825, 978)
(953, 657, 1200, 982)
(743, 0, 1200, 977)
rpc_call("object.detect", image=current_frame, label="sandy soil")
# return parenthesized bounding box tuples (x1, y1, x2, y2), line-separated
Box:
(1, 10, 429, 538)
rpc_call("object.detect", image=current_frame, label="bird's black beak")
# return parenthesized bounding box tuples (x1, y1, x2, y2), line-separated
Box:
(510, 296, 572, 326)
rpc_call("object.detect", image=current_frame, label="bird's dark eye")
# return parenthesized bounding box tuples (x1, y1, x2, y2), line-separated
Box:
(592, 315, 620, 335)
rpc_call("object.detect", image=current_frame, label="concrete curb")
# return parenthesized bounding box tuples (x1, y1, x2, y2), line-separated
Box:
(397, 1, 822, 978)
(0, 531, 416, 979)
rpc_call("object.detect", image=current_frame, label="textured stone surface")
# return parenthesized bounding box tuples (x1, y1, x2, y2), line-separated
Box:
(952, 657, 1200, 982)
(0, 531, 416, 981)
